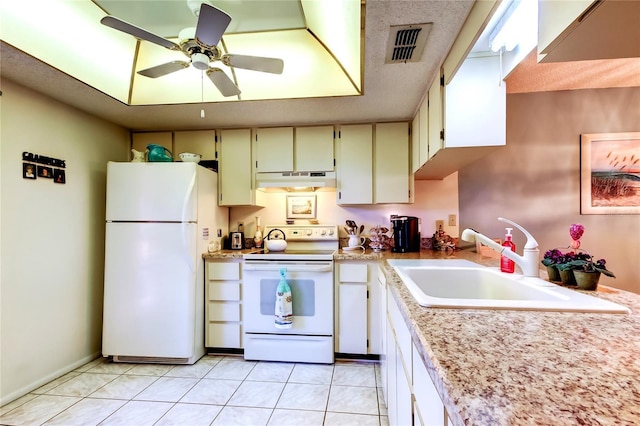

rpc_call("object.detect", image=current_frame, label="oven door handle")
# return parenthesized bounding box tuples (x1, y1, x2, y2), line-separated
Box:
(243, 263, 333, 273)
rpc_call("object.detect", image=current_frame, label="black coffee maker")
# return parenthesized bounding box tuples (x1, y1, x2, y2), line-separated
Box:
(391, 216, 420, 253)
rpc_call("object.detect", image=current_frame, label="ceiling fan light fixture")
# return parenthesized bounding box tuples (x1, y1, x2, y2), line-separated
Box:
(191, 52, 210, 70)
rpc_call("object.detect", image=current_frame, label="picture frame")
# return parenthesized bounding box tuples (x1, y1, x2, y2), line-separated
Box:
(580, 132, 640, 215)
(23, 163, 36, 179)
(53, 169, 66, 184)
(37, 165, 53, 179)
(286, 195, 316, 219)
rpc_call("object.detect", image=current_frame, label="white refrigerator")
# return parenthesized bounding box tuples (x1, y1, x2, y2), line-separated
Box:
(102, 161, 228, 364)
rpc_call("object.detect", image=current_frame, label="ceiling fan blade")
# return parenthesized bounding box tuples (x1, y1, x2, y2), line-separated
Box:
(195, 3, 232, 47)
(206, 68, 241, 97)
(138, 61, 190, 78)
(223, 54, 284, 74)
(101, 16, 180, 51)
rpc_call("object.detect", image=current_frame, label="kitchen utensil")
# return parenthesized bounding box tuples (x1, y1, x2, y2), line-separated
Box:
(230, 232, 244, 249)
(348, 235, 366, 247)
(179, 152, 201, 163)
(146, 144, 173, 162)
(358, 224, 364, 235)
(265, 228, 287, 251)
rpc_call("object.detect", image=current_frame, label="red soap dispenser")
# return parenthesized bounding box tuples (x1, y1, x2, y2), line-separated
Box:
(500, 228, 516, 273)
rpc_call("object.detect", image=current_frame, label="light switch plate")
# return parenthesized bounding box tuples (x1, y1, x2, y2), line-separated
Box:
(448, 214, 456, 226)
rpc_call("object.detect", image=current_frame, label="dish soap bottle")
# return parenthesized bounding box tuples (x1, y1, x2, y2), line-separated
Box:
(500, 228, 516, 273)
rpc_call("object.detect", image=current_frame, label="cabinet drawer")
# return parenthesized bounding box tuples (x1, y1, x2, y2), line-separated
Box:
(207, 262, 241, 280)
(208, 282, 241, 301)
(206, 323, 242, 348)
(338, 263, 368, 282)
(208, 302, 241, 322)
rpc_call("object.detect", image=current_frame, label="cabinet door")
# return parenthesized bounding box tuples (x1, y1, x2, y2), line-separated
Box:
(412, 97, 429, 174)
(337, 124, 373, 205)
(411, 113, 421, 174)
(375, 122, 410, 204)
(174, 130, 216, 160)
(255, 127, 294, 172)
(336, 263, 368, 354)
(427, 77, 443, 160)
(538, 0, 595, 57)
(218, 129, 254, 206)
(295, 126, 334, 172)
(444, 55, 505, 149)
(131, 132, 172, 160)
(413, 344, 446, 426)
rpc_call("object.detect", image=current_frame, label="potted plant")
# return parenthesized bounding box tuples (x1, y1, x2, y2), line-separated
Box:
(541, 249, 564, 281)
(555, 251, 590, 285)
(560, 255, 615, 290)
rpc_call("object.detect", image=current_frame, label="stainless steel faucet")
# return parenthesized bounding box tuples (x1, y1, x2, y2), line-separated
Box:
(461, 217, 540, 277)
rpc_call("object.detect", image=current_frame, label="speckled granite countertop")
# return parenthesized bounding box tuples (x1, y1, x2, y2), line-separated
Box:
(204, 248, 640, 425)
(378, 249, 640, 426)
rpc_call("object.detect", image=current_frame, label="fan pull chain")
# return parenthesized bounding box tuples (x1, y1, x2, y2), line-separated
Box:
(200, 71, 205, 119)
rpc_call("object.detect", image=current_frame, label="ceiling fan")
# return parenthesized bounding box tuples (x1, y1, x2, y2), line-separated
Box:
(100, 0, 284, 97)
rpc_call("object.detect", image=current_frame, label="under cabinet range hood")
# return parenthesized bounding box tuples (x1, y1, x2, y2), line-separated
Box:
(255, 171, 337, 191)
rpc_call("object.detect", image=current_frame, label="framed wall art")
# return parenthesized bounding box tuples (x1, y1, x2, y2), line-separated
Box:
(580, 132, 640, 214)
(286, 195, 316, 219)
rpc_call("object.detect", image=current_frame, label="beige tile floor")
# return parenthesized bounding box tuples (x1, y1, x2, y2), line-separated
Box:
(0, 355, 389, 426)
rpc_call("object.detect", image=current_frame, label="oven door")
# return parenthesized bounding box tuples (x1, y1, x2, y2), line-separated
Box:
(243, 260, 334, 335)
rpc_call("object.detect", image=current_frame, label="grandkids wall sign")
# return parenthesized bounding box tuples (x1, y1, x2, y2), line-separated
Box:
(22, 152, 66, 184)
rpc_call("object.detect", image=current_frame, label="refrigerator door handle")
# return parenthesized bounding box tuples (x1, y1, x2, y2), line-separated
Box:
(182, 172, 197, 224)
(182, 172, 197, 272)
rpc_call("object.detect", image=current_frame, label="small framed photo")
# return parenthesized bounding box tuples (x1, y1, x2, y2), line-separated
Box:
(23, 163, 37, 179)
(53, 169, 66, 184)
(286, 195, 316, 219)
(37, 165, 53, 179)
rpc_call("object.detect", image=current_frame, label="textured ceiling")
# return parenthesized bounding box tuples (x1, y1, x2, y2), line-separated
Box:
(0, 1, 474, 131)
(2, 1, 637, 132)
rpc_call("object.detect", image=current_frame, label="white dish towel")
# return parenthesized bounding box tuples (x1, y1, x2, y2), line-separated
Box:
(275, 267, 293, 329)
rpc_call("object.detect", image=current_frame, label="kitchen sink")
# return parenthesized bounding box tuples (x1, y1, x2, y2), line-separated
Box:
(387, 259, 629, 314)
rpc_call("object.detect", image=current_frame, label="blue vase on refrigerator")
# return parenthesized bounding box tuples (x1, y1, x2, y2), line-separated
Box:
(102, 161, 228, 364)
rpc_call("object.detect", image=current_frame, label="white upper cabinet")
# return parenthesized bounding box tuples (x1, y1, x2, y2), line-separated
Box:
(174, 130, 216, 160)
(411, 96, 428, 174)
(218, 129, 265, 207)
(538, 0, 640, 63)
(336, 124, 373, 205)
(254, 127, 294, 172)
(295, 126, 335, 172)
(414, 0, 505, 180)
(375, 122, 410, 204)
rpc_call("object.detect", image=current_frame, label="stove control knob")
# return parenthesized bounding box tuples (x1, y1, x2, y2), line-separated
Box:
(320, 229, 327, 235)
(328, 228, 335, 235)
(306, 229, 312, 236)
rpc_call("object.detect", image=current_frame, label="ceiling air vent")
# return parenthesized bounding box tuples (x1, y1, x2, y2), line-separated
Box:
(385, 23, 432, 64)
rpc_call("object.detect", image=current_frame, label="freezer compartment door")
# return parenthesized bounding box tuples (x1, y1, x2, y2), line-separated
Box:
(106, 162, 198, 222)
(103, 222, 198, 359)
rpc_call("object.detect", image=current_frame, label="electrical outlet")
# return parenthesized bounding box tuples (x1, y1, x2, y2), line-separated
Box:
(448, 214, 457, 226)
(435, 220, 444, 230)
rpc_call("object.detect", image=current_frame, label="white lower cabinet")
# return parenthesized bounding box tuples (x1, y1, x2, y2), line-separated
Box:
(205, 259, 243, 349)
(383, 269, 450, 426)
(335, 262, 381, 355)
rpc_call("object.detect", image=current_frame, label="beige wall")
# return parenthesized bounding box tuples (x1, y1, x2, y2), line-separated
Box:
(459, 87, 640, 294)
(229, 174, 460, 245)
(0, 79, 129, 404)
